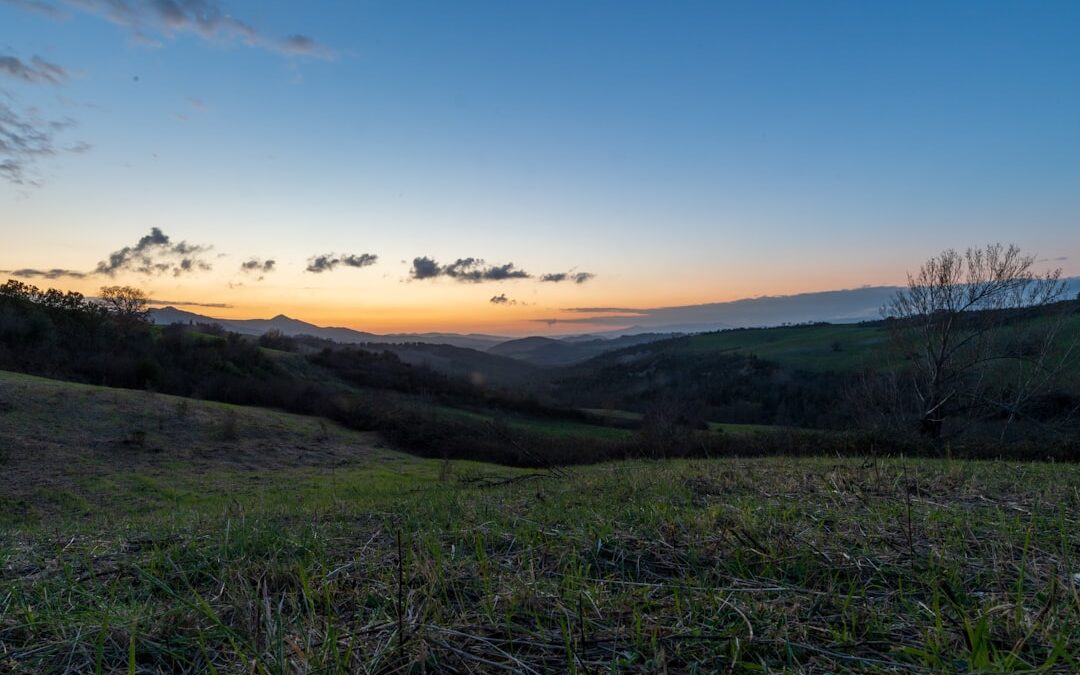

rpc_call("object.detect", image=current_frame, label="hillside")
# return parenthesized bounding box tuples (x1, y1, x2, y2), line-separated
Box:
(552, 304, 1080, 431)
(490, 333, 678, 366)
(0, 370, 410, 523)
(1, 374, 1075, 672)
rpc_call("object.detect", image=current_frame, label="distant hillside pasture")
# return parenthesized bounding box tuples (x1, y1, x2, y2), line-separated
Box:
(685, 323, 894, 372)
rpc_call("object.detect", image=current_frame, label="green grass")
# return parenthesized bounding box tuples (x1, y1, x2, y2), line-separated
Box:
(681, 313, 1080, 376)
(583, 408, 789, 435)
(685, 323, 894, 372)
(432, 404, 633, 441)
(1, 370, 1078, 672)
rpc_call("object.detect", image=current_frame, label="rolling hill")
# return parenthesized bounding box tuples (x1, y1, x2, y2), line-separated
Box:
(488, 332, 678, 366)
(150, 307, 509, 351)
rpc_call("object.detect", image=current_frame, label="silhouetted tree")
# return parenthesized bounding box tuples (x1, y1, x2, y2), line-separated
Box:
(99, 286, 150, 328)
(883, 243, 1073, 440)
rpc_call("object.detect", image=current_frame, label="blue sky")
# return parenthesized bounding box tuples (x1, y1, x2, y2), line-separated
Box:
(1, 1, 1078, 333)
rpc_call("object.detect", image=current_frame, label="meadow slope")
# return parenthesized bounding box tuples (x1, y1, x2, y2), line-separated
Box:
(1, 370, 1078, 672)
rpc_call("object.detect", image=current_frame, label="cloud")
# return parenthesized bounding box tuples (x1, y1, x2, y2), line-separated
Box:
(0, 0, 68, 18)
(0, 101, 83, 185)
(1, 267, 87, 279)
(305, 252, 378, 273)
(489, 293, 518, 305)
(5, 228, 214, 279)
(280, 34, 324, 56)
(0, 54, 69, 84)
(562, 307, 642, 313)
(540, 271, 596, 284)
(147, 298, 231, 308)
(239, 257, 275, 280)
(66, 140, 92, 153)
(410, 256, 442, 280)
(8, 0, 333, 58)
(409, 256, 531, 283)
(240, 258, 275, 272)
(94, 227, 213, 277)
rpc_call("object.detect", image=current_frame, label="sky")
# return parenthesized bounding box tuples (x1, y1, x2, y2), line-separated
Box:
(1, 0, 1078, 335)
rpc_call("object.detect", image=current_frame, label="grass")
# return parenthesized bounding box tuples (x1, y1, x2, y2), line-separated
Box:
(2, 370, 1078, 672)
(583, 408, 790, 435)
(685, 323, 893, 372)
(432, 404, 633, 441)
(681, 312, 1080, 376)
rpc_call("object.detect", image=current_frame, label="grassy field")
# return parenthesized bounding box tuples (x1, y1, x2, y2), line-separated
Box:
(684, 323, 894, 373)
(2, 371, 1079, 673)
(432, 405, 634, 441)
(680, 313, 1080, 375)
(583, 408, 785, 435)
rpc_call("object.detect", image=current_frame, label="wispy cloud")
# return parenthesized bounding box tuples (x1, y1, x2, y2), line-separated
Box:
(562, 307, 642, 313)
(410, 256, 531, 283)
(490, 293, 517, 305)
(6, 0, 333, 58)
(0, 51, 85, 185)
(0, 54, 69, 84)
(306, 253, 378, 273)
(147, 298, 231, 308)
(0, 101, 81, 185)
(0, 0, 68, 19)
(540, 271, 596, 284)
(1, 267, 87, 279)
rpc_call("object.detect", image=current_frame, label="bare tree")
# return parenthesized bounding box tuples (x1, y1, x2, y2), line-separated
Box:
(99, 285, 150, 327)
(883, 244, 1073, 440)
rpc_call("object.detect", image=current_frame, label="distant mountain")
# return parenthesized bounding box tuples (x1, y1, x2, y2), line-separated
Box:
(489, 333, 679, 367)
(561, 279, 1080, 335)
(149, 307, 509, 351)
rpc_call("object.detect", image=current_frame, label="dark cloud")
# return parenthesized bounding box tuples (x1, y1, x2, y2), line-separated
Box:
(2, 267, 87, 279)
(240, 258, 275, 272)
(305, 252, 378, 273)
(3, 228, 212, 280)
(489, 293, 517, 305)
(0, 54, 69, 84)
(540, 271, 596, 284)
(94, 227, 212, 277)
(240, 257, 275, 281)
(410, 256, 531, 283)
(8, 0, 333, 58)
(410, 256, 441, 280)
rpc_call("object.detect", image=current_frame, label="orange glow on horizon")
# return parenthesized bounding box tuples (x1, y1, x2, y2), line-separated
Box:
(0, 263, 924, 336)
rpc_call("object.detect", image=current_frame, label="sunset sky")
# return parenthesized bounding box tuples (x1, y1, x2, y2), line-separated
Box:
(2, 1, 1078, 335)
